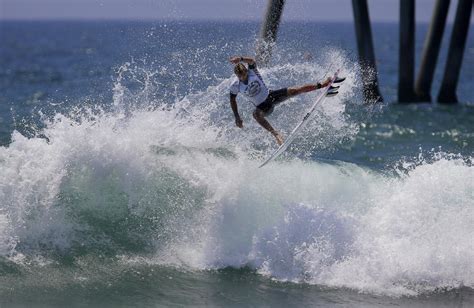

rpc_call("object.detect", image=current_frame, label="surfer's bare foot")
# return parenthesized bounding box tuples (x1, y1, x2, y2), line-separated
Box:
(273, 132, 284, 145)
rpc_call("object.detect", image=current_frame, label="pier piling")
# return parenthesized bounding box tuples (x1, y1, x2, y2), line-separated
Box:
(398, 0, 417, 103)
(352, 0, 383, 103)
(415, 0, 451, 102)
(438, 0, 472, 104)
(256, 0, 286, 66)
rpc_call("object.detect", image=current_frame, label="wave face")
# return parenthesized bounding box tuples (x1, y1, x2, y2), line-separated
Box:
(1, 52, 473, 297)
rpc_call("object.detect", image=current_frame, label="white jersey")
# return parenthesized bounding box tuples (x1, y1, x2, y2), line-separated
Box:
(230, 65, 269, 106)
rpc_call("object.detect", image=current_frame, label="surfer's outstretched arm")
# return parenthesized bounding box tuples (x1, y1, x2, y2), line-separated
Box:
(230, 95, 243, 128)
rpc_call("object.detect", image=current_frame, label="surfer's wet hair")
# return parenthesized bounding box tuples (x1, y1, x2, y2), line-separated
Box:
(234, 63, 247, 76)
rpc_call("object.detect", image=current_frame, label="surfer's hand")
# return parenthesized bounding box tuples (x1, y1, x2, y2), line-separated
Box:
(230, 56, 241, 64)
(235, 117, 243, 128)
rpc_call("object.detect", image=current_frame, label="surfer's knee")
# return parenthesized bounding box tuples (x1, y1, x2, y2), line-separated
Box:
(253, 109, 265, 120)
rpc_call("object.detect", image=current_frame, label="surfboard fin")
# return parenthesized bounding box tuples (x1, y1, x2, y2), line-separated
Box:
(333, 76, 346, 83)
(326, 91, 339, 97)
(329, 85, 340, 91)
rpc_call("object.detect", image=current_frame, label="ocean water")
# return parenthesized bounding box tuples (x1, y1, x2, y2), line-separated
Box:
(0, 20, 473, 307)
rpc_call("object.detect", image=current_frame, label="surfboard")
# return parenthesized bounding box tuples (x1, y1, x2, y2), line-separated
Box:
(259, 70, 342, 168)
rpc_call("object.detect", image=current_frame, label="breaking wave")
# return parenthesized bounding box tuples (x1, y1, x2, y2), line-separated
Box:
(1, 51, 472, 297)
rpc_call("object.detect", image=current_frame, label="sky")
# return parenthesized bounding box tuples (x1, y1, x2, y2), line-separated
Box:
(0, 0, 471, 23)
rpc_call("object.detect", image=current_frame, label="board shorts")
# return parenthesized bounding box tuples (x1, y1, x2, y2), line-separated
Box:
(256, 88, 289, 115)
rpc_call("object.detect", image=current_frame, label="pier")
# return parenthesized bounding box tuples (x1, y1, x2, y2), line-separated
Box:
(256, 0, 472, 104)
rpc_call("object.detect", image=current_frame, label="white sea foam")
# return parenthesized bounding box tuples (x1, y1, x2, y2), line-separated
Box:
(156, 154, 473, 296)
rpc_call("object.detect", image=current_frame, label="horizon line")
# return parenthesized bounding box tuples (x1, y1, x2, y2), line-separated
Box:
(0, 17, 465, 25)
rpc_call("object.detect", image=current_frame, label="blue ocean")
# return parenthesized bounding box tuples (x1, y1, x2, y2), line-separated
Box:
(0, 20, 473, 307)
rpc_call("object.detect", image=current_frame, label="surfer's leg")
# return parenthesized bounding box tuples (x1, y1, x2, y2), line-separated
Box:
(253, 109, 284, 145)
(288, 77, 333, 96)
(268, 88, 290, 106)
(287, 84, 318, 96)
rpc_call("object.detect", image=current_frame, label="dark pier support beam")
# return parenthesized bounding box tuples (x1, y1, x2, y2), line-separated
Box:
(415, 0, 451, 102)
(398, 0, 417, 103)
(352, 0, 383, 103)
(256, 0, 286, 66)
(438, 0, 472, 104)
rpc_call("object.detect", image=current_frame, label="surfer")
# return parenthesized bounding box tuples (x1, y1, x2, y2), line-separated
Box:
(229, 56, 332, 145)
